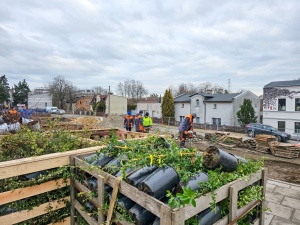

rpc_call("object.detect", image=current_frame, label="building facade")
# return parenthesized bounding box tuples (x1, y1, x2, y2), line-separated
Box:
(136, 100, 162, 118)
(28, 94, 52, 109)
(174, 91, 260, 126)
(263, 79, 300, 137)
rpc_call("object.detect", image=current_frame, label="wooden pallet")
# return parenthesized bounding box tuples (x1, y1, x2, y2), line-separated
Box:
(269, 141, 300, 158)
(72, 154, 267, 225)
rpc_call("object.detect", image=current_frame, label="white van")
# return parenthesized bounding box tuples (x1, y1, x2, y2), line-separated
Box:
(45, 107, 58, 114)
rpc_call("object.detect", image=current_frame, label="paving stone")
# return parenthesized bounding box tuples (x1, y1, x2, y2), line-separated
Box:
(291, 185, 300, 192)
(293, 210, 300, 223)
(282, 197, 300, 210)
(271, 216, 300, 225)
(264, 213, 274, 225)
(266, 192, 284, 204)
(273, 186, 300, 199)
(266, 202, 294, 219)
(268, 180, 291, 188)
(266, 183, 276, 192)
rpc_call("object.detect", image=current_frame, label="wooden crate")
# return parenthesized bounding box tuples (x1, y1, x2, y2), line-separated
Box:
(269, 142, 300, 158)
(72, 153, 267, 225)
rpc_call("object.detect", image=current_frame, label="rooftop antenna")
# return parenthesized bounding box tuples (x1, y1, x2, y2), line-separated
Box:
(227, 79, 231, 93)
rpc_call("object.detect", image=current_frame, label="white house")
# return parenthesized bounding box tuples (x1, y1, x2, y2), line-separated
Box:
(136, 100, 162, 118)
(174, 91, 260, 126)
(262, 79, 300, 137)
(28, 94, 52, 109)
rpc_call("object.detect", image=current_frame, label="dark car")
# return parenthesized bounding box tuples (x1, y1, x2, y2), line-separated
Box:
(245, 123, 291, 142)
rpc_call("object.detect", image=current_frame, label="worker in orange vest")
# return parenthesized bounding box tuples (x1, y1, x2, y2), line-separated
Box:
(124, 111, 134, 131)
(9, 107, 17, 115)
(134, 110, 144, 132)
(178, 113, 197, 148)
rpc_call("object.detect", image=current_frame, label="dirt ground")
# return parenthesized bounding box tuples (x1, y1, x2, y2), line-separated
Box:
(65, 115, 300, 185)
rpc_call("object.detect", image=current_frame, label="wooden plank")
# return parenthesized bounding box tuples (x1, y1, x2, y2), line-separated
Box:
(106, 177, 121, 224)
(0, 197, 69, 225)
(48, 216, 71, 225)
(74, 200, 98, 225)
(183, 170, 262, 220)
(171, 208, 185, 225)
(98, 175, 105, 224)
(229, 185, 238, 225)
(260, 169, 267, 225)
(70, 156, 76, 225)
(160, 204, 172, 225)
(0, 178, 70, 205)
(0, 146, 102, 179)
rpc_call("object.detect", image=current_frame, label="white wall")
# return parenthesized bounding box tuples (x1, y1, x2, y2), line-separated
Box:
(175, 102, 191, 121)
(28, 94, 52, 109)
(233, 91, 260, 126)
(106, 95, 127, 115)
(205, 102, 233, 125)
(136, 102, 162, 118)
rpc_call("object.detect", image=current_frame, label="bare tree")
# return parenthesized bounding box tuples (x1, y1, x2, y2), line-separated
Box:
(170, 82, 198, 97)
(92, 86, 108, 95)
(66, 84, 78, 111)
(116, 80, 148, 103)
(47, 76, 77, 109)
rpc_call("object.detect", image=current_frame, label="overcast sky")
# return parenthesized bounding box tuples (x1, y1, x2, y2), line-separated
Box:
(1, 0, 299, 96)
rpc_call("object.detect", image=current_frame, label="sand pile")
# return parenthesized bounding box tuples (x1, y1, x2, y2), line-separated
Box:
(71, 115, 125, 129)
(71, 117, 103, 129)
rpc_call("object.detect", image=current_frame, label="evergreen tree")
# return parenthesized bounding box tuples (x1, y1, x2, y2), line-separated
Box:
(0, 75, 10, 105)
(161, 89, 174, 117)
(236, 99, 257, 127)
(12, 79, 31, 106)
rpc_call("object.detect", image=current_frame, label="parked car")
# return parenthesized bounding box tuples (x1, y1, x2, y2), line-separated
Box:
(45, 106, 59, 114)
(56, 109, 66, 115)
(245, 123, 291, 142)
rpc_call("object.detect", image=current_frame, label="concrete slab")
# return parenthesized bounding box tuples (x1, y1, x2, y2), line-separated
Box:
(273, 186, 300, 199)
(268, 179, 291, 188)
(291, 185, 300, 192)
(293, 210, 300, 223)
(266, 183, 276, 192)
(266, 202, 294, 219)
(266, 192, 284, 204)
(264, 213, 274, 225)
(282, 197, 300, 210)
(271, 216, 300, 225)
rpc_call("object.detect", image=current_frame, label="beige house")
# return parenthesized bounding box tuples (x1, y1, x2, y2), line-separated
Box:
(91, 94, 127, 115)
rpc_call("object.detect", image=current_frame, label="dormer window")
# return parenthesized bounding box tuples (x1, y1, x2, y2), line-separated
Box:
(213, 104, 217, 109)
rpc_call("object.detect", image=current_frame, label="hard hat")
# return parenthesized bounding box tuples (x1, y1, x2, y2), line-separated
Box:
(139, 110, 143, 114)
(192, 113, 197, 118)
(127, 111, 131, 115)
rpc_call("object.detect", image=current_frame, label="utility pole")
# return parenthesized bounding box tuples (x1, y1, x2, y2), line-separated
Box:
(108, 85, 110, 115)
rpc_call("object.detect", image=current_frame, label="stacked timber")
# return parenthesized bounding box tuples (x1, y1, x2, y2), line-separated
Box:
(239, 139, 257, 150)
(204, 133, 215, 141)
(269, 141, 300, 159)
(255, 134, 276, 154)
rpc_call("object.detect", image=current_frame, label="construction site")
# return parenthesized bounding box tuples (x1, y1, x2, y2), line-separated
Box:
(1, 113, 300, 224)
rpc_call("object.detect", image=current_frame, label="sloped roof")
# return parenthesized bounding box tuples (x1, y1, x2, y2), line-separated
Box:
(174, 94, 191, 103)
(203, 93, 240, 102)
(264, 79, 300, 88)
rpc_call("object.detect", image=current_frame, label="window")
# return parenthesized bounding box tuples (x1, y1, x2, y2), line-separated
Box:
(213, 104, 217, 109)
(278, 99, 286, 111)
(86, 100, 90, 105)
(295, 122, 300, 133)
(212, 118, 221, 125)
(45, 103, 47, 107)
(278, 121, 285, 132)
(179, 116, 184, 122)
(196, 99, 199, 107)
(295, 98, 300, 111)
(196, 117, 200, 124)
(181, 103, 184, 108)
